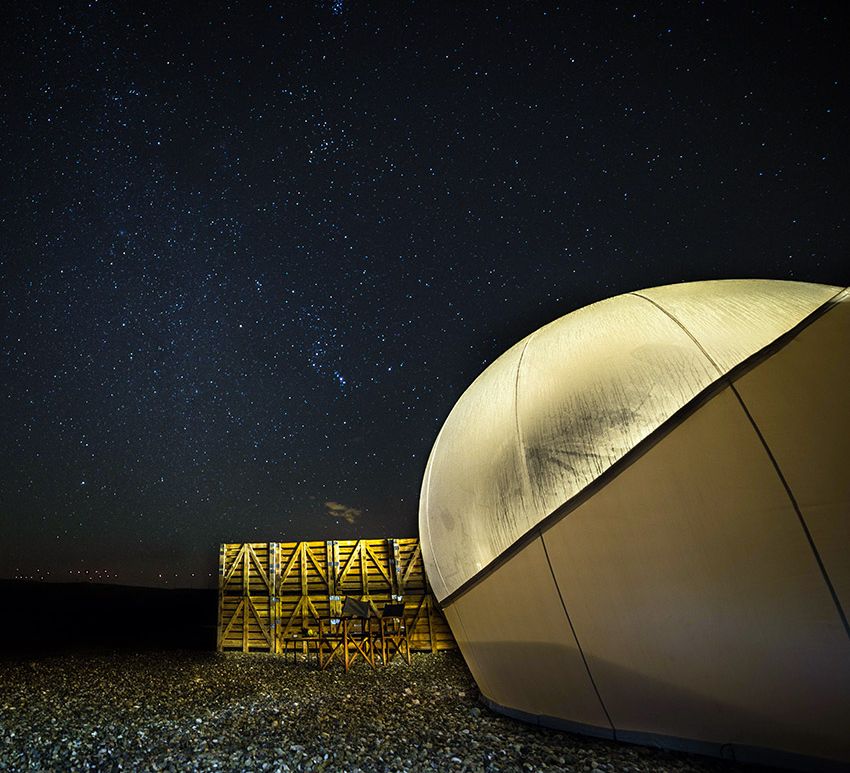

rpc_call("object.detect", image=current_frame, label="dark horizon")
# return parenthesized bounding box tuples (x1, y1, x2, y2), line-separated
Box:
(0, 578, 217, 657)
(2, 1, 848, 588)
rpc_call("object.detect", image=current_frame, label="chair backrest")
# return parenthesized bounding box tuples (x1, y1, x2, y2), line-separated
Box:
(341, 596, 370, 618)
(382, 602, 405, 618)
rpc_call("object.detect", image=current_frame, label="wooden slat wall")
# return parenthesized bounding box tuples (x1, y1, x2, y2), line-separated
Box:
(218, 543, 278, 652)
(217, 537, 455, 654)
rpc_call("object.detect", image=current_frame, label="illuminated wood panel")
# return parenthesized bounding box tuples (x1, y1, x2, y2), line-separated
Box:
(217, 537, 454, 654)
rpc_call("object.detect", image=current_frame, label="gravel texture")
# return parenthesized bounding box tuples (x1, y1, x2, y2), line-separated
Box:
(0, 649, 760, 772)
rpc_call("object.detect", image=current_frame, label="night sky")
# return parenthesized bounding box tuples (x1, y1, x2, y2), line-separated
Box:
(2, 2, 847, 588)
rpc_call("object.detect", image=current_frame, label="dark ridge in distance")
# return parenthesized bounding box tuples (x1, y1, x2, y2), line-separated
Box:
(0, 579, 217, 655)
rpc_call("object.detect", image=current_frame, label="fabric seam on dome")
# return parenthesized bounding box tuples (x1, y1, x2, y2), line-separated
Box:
(436, 287, 848, 608)
(628, 292, 724, 376)
(633, 288, 850, 641)
(514, 332, 537, 498)
(730, 376, 850, 641)
(540, 533, 615, 733)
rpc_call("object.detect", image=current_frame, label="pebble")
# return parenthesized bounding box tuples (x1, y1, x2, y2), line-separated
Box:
(0, 650, 755, 772)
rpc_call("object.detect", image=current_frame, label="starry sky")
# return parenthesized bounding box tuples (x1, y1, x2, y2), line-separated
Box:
(2, 2, 847, 588)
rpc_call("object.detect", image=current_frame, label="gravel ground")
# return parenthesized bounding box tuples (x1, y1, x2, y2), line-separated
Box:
(0, 649, 763, 772)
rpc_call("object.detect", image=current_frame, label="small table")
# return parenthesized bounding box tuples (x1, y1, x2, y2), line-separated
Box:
(281, 634, 320, 664)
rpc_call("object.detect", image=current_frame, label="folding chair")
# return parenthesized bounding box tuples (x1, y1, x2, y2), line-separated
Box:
(317, 595, 377, 671)
(380, 601, 411, 665)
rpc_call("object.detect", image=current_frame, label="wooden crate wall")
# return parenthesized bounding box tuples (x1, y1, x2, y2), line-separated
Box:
(217, 542, 277, 653)
(217, 538, 455, 654)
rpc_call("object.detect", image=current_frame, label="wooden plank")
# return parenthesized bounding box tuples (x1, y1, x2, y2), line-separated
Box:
(364, 542, 392, 585)
(220, 598, 244, 642)
(270, 542, 278, 653)
(246, 596, 273, 647)
(217, 543, 226, 651)
(401, 543, 422, 587)
(303, 543, 328, 585)
(327, 540, 341, 622)
(242, 581, 249, 651)
(390, 538, 401, 598)
(279, 543, 302, 583)
(337, 539, 362, 584)
(280, 597, 305, 638)
(300, 542, 308, 631)
(361, 542, 368, 596)
(224, 544, 247, 584)
(246, 544, 270, 590)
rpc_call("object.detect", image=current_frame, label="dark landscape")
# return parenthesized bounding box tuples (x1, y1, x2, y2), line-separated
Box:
(0, 581, 768, 773)
(1, 580, 217, 653)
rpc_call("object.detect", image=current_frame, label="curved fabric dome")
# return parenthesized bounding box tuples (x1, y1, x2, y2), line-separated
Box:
(418, 279, 850, 769)
(420, 279, 843, 601)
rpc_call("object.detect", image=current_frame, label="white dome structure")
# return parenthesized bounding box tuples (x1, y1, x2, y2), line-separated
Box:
(419, 279, 850, 770)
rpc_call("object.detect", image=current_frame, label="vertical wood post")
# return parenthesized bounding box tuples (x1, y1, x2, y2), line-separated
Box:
(300, 542, 308, 632)
(216, 544, 226, 651)
(325, 540, 334, 597)
(390, 538, 402, 599)
(327, 540, 340, 622)
(360, 541, 368, 598)
(333, 540, 340, 620)
(269, 542, 278, 654)
(242, 545, 250, 652)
